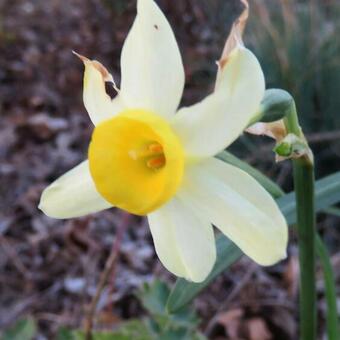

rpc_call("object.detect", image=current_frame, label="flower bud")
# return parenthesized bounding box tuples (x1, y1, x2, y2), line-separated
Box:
(249, 89, 294, 125)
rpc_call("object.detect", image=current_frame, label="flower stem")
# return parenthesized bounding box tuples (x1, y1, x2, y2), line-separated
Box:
(293, 158, 317, 340)
(284, 104, 317, 340)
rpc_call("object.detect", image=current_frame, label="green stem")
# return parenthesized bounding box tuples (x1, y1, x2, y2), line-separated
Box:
(284, 101, 301, 137)
(316, 235, 340, 340)
(220, 148, 339, 339)
(284, 104, 317, 340)
(293, 158, 317, 340)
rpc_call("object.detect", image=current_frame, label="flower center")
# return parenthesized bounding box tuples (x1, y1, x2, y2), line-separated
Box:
(128, 142, 166, 169)
(88, 109, 184, 215)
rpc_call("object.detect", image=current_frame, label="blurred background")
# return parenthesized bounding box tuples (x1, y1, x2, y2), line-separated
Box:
(0, 0, 339, 338)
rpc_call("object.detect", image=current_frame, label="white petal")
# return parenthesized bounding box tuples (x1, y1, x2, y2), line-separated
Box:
(172, 47, 265, 158)
(148, 197, 216, 282)
(39, 161, 112, 219)
(120, 0, 185, 119)
(179, 157, 288, 265)
(78, 54, 125, 125)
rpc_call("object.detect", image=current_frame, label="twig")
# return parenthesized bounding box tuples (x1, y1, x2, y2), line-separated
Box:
(306, 130, 340, 144)
(223, 263, 258, 306)
(233, 298, 296, 311)
(105, 213, 131, 312)
(0, 236, 31, 279)
(0, 281, 63, 328)
(83, 212, 130, 340)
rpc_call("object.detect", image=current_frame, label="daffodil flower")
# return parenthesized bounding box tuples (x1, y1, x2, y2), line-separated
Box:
(39, 0, 288, 282)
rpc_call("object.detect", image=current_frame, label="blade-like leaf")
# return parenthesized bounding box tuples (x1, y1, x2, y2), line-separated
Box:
(217, 151, 284, 198)
(277, 170, 340, 225)
(166, 153, 340, 313)
(2, 319, 37, 340)
(323, 206, 340, 217)
(315, 235, 340, 340)
(166, 235, 241, 313)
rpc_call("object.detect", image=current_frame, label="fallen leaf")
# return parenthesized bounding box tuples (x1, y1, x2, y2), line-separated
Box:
(247, 317, 272, 340)
(217, 308, 244, 339)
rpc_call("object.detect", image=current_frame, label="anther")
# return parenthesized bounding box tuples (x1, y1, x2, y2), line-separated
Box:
(129, 142, 163, 161)
(148, 143, 163, 153)
(147, 155, 166, 169)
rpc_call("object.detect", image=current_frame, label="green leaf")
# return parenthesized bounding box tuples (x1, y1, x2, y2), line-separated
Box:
(217, 151, 284, 198)
(323, 206, 340, 217)
(56, 327, 75, 340)
(315, 235, 340, 340)
(2, 318, 37, 340)
(167, 154, 340, 313)
(278, 171, 340, 225)
(137, 279, 201, 334)
(158, 328, 205, 340)
(137, 280, 170, 316)
(57, 281, 206, 339)
(166, 235, 241, 313)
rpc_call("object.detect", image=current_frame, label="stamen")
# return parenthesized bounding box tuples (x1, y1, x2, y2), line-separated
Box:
(129, 143, 163, 159)
(148, 143, 163, 153)
(128, 148, 155, 160)
(147, 155, 166, 169)
(129, 142, 166, 169)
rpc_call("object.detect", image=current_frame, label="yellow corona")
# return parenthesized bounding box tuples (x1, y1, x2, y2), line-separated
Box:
(89, 110, 184, 215)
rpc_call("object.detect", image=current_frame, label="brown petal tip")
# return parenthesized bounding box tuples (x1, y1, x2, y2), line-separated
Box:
(218, 0, 249, 69)
(72, 51, 113, 83)
(72, 50, 90, 63)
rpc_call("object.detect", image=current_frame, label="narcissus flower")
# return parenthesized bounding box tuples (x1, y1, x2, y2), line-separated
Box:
(39, 0, 288, 282)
